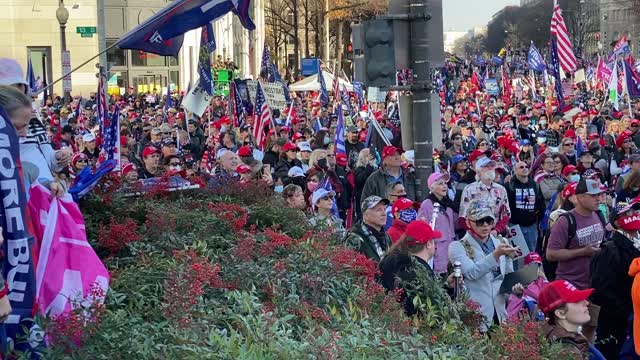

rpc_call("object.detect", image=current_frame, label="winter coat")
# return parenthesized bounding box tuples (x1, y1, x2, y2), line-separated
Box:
(544, 325, 593, 360)
(417, 194, 458, 274)
(361, 166, 418, 202)
(274, 157, 302, 184)
(345, 221, 391, 263)
(590, 231, 640, 359)
(448, 232, 514, 331)
(538, 174, 565, 207)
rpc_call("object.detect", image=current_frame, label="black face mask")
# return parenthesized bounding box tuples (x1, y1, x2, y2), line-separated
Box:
(317, 158, 328, 170)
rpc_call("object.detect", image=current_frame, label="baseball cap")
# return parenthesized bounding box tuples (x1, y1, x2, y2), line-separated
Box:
(536, 130, 547, 138)
(466, 199, 495, 221)
(451, 154, 465, 166)
(575, 178, 604, 195)
(287, 166, 305, 178)
(311, 188, 336, 206)
(561, 165, 578, 177)
(0, 58, 28, 87)
(282, 142, 300, 152)
(538, 280, 594, 315)
(561, 182, 578, 199)
(524, 253, 543, 266)
(347, 125, 359, 133)
(62, 125, 73, 134)
(236, 164, 252, 174)
(162, 137, 176, 146)
(475, 157, 497, 171)
(361, 196, 390, 212)
(298, 142, 312, 152)
(336, 153, 348, 167)
(405, 220, 442, 246)
(121, 162, 136, 175)
(382, 145, 403, 160)
(151, 127, 162, 135)
(292, 132, 305, 141)
(519, 139, 531, 146)
(82, 133, 96, 142)
(237, 145, 253, 157)
(610, 200, 640, 226)
(142, 146, 160, 158)
(391, 198, 420, 216)
(276, 138, 288, 146)
(468, 149, 491, 163)
(427, 172, 450, 189)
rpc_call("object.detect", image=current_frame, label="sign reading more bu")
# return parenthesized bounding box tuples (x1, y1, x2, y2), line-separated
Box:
(76, 26, 97, 34)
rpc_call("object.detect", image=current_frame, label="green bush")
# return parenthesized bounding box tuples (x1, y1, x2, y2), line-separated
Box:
(29, 181, 575, 359)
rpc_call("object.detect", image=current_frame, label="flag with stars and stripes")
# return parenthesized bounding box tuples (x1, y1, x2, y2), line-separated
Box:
(317, 63, 329, 106)
(317, 175, 339, 216)
(230, 80, 245, 127)
(74, 97, 85, 130)
(252, 82, 272, 150)
(550, 0, 577, 73)
(260, 40, 276, 82)
(97, 75, 107, 135)
(340, 82, 353, 115)
(98, 106, 121, 171)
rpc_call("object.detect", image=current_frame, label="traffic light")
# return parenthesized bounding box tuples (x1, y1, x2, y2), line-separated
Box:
(363, 19, 396, 87)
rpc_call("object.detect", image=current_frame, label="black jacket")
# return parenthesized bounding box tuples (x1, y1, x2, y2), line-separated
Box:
(590, 231, 640, 360)
(262, 150, 279, 169)
(505, 176, 546, 226)
(345, 140, 365, 169)
(354, 164, 376, 219)
(274, 158, 302, 184)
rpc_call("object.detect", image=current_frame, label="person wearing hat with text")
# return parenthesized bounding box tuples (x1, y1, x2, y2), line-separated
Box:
(379, 220, 458, 317)
(448, 199, 516, 331)
(387, 198, 420, 244)
(274, 142, 303, 185)
(538, 280, 604, 359)
(458, 157, 511, 235)
(139, 146, 162, 179)
(345, 196, 392, 263)
(361, 145, 417, 202)
(546, 178, 606, 342)
(418, 172, 457, 275)
(309, 188, 344, 236)
(590, 200, 640, 359)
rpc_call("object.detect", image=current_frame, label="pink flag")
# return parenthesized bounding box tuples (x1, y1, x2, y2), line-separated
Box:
(28, 184, 109, 317)
(596, 57, 613, 85)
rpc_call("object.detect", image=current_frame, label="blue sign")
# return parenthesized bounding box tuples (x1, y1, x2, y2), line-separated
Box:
(301, 58, 319, 76)
(485, 79, 499, 96)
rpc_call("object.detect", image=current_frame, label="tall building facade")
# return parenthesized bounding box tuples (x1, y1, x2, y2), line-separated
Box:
(599, 0, 639, 55)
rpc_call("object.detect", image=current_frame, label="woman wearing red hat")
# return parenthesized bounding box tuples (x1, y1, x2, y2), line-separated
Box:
(378, 220, 457, 316)
(538, 280, 604, 359)
(611, 130, 636, 177)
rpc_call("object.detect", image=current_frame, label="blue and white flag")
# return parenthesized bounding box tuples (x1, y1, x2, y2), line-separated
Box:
(340, 83, 352, 115)
(353, 81, 364, 110)
(69, 160, 117, 202)
(623, 60, 640, 99)
(335, 105, 346, 155)
(528, 42, 546, 72)
(491, 56, 503, 66)
(116, 0, 254, 56)
(260, 40, 275, 82)
(164, 84, 172, 111)
(317, 63, 329, 106)
(26, 57, 37, 93)
(100, 106, 120, 163)
(0, 105, 39, 354)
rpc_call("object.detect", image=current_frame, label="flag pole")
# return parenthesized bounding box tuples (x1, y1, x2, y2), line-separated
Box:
(35, 42, 119, 96)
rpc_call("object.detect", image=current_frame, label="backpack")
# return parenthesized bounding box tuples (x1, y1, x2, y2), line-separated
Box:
(542, 211, 606, 281)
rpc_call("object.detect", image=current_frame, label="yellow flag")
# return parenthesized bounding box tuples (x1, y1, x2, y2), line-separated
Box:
(498, 48, 507, 58)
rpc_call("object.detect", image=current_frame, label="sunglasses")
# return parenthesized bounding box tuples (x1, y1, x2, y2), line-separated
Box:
(391, 193, 407, 198)
(169, 162, 182, 166)
(320, 195, 334, 201)
(478, 143, 488, 147)
(624, 139, 633, 143)
(563, 143, 574, 146)
(326, 154, 336, 158)
(472, 217, 495, 227)
(76, 159, 87, 163)
(452, 137, 462, 140)
(632, 125, 639, 128)
(517, 165, 529, 170)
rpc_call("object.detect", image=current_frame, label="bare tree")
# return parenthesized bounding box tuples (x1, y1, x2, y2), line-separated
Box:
(265, 0, 294, 69)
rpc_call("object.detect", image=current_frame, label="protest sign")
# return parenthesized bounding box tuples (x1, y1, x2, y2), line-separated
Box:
(247, 81, 287, 110)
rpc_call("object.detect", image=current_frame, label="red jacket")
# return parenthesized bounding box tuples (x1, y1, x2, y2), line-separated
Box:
(387, 218, 408, 244)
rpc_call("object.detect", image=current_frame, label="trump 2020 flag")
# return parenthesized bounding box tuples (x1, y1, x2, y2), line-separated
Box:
(98, 106, 121, 171)
(116, 0, 254, 56)
(613, 35, 631, 57)
(0, 106, 38, 353)
(28, 184, 109, 319)
(623, 60, 640, 99)
(198, 23, 216, 95)
(528, 42, 546, 72)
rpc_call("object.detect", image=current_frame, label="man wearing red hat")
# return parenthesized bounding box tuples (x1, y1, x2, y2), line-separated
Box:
(139, 146, 162, 179)
(361, 145, 417, 202)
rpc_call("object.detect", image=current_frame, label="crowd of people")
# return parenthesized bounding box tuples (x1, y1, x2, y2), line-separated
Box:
(4, 53, 640, 358)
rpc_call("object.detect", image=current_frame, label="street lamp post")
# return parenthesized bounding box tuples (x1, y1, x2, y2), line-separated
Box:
(56, 0, 70, 104)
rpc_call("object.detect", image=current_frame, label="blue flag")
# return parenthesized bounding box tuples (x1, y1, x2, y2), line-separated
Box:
(116, 0, 254, 56)
(197, 23, 215, 95)
(475, 55, 486, 66)
(623, 60, 640, 99)
(317, 63, 329, 106)
(0, 106, 39, 353)
(100, 106, 120, 161)
(26, 57, 37, 93)
(164, 84, 172, 111)
(528, 42, 546, 72)
(550, 38, 565, 110)
(260, 41, 276, 82)
(69, 160, 117, 202)
(491, 56, 503, 66)
(353, 81, 364, 110)
(335, 105, 346, 154)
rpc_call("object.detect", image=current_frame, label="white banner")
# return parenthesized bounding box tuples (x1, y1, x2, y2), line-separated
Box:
(181, 79, 211, 117)
(367, 87, 386, 103)
(246, 81, 287, 110)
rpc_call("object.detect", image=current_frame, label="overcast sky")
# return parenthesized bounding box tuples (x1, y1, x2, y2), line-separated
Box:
(443, 0, 520, 32)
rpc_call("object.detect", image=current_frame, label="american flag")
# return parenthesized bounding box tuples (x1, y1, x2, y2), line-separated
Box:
(260, 40, 275, 82)
(317, 63, 329, 106)
(252, 82, 272, 150)
(74, 97, 85, 130)
(335, 104, 346, 154)
(230, 81, 245, 127)
(98, 106, 121, 171)
(550, 0, 577, 73)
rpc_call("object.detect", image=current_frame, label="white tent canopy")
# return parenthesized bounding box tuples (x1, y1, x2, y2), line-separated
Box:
(288, 71, 354, 92)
